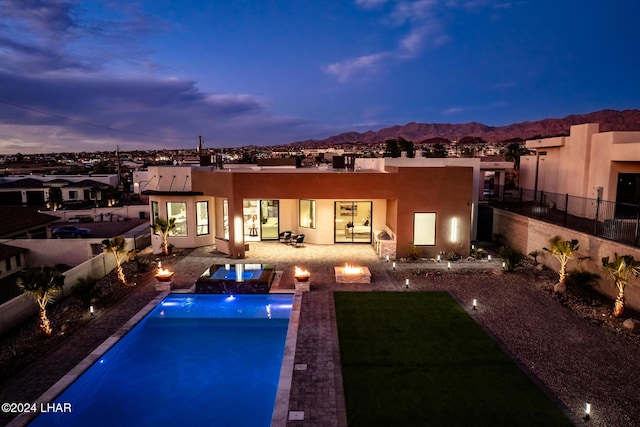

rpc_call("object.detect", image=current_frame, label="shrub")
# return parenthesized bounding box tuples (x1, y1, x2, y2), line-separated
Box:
(528, 250, 542, 265)
(446, 251, 461, 261)
(471, 247, 486, 260)
(566, 269, 599, 290)
(407, 244, 422, 261)
(72, 277, 98, 307)
(499, 246, 523, 272)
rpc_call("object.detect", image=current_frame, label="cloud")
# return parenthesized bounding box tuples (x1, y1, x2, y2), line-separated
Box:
(324, 53, 390, 83)
(325, 0, 496, 82)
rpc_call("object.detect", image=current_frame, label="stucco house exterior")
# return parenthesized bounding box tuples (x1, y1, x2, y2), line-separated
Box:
(141, 157, 504, 259)
(520, 123, 640, 204)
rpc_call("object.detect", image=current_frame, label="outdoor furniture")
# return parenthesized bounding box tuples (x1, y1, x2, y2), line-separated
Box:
(279, 231, 292, 243)
(292, 234, 305, 247)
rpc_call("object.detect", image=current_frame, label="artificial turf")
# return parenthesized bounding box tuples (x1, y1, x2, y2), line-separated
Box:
(334, 292, 573, 427)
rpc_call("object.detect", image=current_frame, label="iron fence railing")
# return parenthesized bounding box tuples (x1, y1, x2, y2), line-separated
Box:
(486, 187, 640, 248)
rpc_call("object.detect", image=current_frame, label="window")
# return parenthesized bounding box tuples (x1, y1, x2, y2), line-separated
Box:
(196, 201, 209, 235)
(222, 199, 229, 239)
(167, 202, 187, 236)
(15, 254, 21, 267)
(299, 200, 316, 229)
(414, 213, 436, 245)
(151, 201, 159, 234)
(5, 258, 11, 272)
(69, 190, 78, 200)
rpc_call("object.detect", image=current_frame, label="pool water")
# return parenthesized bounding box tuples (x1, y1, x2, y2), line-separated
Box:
(29, 294, 293, 427)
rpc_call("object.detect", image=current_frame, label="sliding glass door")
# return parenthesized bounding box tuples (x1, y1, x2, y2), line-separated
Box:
(335, 201, 372, 243)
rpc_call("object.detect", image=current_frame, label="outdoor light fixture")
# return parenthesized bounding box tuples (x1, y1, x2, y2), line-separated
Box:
(472, 299, 477, 310)
(386, 255, 390, 262)
(392, 262, 396, 271)
(471, 244, 475, 250)
(450, 218, 458, 243)
(447, 262, 451, 270)
(488, 255, 492, 261)
(90, 305, 95, 316)
(436, 254, 441, 262)
(502, 262, 506, 269)
(585, 403, 591, 420)
(405, 278, 409, 289)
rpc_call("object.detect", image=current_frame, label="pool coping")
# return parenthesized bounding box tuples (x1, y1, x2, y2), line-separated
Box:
(8, 290, 170, 427)
(271, 290, 303, 427)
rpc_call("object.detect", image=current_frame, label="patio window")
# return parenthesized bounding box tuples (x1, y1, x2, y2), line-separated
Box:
(167, 202, 187, 236)
(413, 212, 436, 245)
(196, 201, 209, 235)
(222, 199, 229, 239)
(151, 201, 159, 234)
(299, 199, 316, 229)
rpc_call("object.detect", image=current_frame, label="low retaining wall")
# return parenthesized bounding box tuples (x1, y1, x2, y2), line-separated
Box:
(493, 208, 640, 312)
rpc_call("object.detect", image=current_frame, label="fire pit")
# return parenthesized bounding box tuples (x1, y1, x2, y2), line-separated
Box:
(294, 266, 311, 282)
(334, 263, 371, 284)
(155, 267, 175, 282)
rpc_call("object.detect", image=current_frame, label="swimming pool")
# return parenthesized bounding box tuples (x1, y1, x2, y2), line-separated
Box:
(28, 294, 294, 427)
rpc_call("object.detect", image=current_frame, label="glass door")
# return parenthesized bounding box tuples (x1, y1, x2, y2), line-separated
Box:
(335, 201, 372, 243)
(260, 200, 279, 240)
(243, 199, 260, 241)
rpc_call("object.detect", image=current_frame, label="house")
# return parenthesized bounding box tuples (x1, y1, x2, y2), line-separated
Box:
(520, 123, 640, 204)
(141, 157, 512, 259)
(0, 207, 59, 239)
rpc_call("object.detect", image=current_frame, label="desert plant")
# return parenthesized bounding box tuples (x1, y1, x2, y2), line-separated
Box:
(446, 251, 461, 261)
(499, 246, 523, 272)
(17, 266, 64, 335)
(601, 253, 640, 317)
(102, 236, 132, 285)
(566, 269, 599, 290)
(528, 250, 542, 265)
(472, 247, 486, 260)
(152, 217, 177, 256)
(407, 244, 422, 261)
(543, 236, 580, 293)
(72, 276, 99, 307)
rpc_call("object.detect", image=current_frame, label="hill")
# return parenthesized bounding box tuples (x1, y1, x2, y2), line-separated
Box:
(287, 109, 640, 147)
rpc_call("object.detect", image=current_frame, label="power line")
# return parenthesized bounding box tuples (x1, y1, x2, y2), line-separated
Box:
(0, 98, 195, 141)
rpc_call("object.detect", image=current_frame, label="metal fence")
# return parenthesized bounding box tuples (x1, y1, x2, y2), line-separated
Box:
(486, 187, 640, 247)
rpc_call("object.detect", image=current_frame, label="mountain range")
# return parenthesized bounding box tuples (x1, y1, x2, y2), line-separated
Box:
(289, 109, 640, 147)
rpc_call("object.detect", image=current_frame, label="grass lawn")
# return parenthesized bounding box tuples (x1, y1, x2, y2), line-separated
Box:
(334, 292, 573, 427)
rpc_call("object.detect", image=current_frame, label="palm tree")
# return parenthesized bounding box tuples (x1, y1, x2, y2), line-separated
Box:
(601, 253, 640, 317)
(152, 217, 177, 255)
(543, 236, 579, 292)
(17, 267, 64, 335)
(102, 236, 131, 285)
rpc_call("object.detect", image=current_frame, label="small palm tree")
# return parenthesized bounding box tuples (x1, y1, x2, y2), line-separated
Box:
(543, 236, 579, 292)
(152, 217, 177, 256)
(102, 237, 131, 285)
(17, 267, 64, 335)
(602, 253, 640, 317)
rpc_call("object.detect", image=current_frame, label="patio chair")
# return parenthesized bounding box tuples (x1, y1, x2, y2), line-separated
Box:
(279, 231, 292, 243)
(292, 234, 305, 247)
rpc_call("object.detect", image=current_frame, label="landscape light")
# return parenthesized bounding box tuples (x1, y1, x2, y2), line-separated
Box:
(436, 254, 441, 262)
(90, 305, 95, 316)
(386, 255, 390, 262)
(405, 278, 409, 289)
(392, 262, 396, 271)
(502, 261, 506, 269)
(488, 255, 492, 261)
(447, 262, 451, 270)
(472, 299, 477, 310)
(585, 403, 591, 420)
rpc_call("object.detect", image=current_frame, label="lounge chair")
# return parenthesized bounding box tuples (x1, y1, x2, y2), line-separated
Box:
(279, 231, 292, 243)
(292, 234, 305, 247)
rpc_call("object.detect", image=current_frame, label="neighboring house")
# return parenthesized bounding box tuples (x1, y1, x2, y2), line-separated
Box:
(142, 157, 512, 259)
(521, 123, 640, 205)
(0, 207, 59, 239)
(0, 175, 117, 207)
(0, 243, 28, 304)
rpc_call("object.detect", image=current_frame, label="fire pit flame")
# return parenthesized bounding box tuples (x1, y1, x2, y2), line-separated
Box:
(343, 263, 364, 275)
(155, 266, 174, 282)
(294, 266, 311, 282)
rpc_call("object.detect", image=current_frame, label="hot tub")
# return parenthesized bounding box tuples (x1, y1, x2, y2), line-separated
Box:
(195, 263, 276, 294)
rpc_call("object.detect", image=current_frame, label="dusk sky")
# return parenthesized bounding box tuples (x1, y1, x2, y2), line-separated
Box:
(0, 0, 638, 154)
